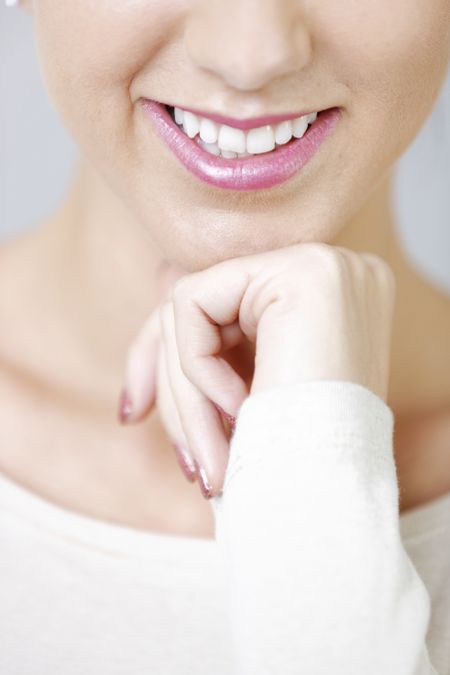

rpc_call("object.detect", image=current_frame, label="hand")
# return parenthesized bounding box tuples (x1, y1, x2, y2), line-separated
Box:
(117, 258, 186, 423)
(119, 242, 397, 498)
(117, 257, 247, 495)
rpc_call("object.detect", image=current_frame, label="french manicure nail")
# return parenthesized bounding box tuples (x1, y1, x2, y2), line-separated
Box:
(215, 404, 236, 428)
(195, 461, 213, 499)
(117, 387, 133, 423)
(173, 444, 197, 482)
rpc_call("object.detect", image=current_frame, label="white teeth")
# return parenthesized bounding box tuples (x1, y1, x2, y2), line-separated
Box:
(246, 125, 275, 154)
(183, 111, 200, 138)
(218, 124, 246, 153)
(196, 137, 220, 156)
(172, 106, 319, 156)
(274, 120, 293, 145)
(197, 136, 244, 159)
(199, 117, 219, 144)
(174, 107, 184, 125)
(292, 115, 309, 138)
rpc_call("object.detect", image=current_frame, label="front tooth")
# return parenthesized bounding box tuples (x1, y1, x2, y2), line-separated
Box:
(199, 118, 219, 144)
(307, 112, 317, 124)
(174, 107, 184, 125)
(274, 120, 293, 145)
(217, 124, 246, 153)
(292, 115, 308, 138)
(246, 125, 275, 154)
(183, 111, 200, 138)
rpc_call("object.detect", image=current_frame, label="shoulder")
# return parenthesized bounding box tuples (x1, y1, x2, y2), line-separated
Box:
(0, 228, 55, 483)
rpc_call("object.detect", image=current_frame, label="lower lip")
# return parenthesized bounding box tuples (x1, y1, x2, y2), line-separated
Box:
(141, 99, 341, 191)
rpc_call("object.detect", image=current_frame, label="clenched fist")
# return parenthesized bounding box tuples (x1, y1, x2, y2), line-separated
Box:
(118, 243, 396, 499)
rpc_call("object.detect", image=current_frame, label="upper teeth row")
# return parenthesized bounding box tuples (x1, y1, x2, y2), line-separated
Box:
(172, 106, 318, 156)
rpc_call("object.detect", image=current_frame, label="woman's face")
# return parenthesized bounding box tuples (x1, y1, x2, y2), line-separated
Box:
(29, 1, 450, 270)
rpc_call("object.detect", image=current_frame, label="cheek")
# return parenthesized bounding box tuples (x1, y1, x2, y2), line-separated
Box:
(319, 0, 450, 108)
(313, 0, 450, 171)
(32, 1, 182, 154)
(319, 0, 450, 72)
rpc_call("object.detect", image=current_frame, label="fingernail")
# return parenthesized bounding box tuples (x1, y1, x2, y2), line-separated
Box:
(215, 404, 236, 429)
(195, 461, 213, 499)
(117, 387, 133, 424)
(173, 444, 197, 483)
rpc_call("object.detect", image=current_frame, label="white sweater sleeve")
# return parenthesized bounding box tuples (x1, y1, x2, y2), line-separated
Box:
(210, 380, 438, 675)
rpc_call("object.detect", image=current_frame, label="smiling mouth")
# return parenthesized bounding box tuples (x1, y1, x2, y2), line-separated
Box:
(164, 103, 320, 159)
(141, 98, 341, 191)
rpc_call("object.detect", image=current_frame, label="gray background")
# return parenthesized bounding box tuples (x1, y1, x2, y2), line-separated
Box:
(1, 6, 449, 293)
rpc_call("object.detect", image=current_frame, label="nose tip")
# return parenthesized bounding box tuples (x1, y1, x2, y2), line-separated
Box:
(215, 38, 305, 92)
(184, 4, 311, 93)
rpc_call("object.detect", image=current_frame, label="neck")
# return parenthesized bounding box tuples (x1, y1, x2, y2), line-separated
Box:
(39, 155, 450, 419)
(43, 155, 167, 366)
(334, 177, 450, 417)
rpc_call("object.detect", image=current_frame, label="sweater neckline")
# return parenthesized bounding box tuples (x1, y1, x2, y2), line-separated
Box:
(0, 470, 217, 563)
(0, 469, 449, 555)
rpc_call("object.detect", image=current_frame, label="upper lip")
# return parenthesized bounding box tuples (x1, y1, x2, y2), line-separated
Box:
(159, 100, 321, 131)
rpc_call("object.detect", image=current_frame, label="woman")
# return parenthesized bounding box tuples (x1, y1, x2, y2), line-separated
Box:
(1, 0, 449, 673)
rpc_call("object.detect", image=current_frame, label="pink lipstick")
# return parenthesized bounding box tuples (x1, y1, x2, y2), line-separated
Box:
(141, 99, 341, 192)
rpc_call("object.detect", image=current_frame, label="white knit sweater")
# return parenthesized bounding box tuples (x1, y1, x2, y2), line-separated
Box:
(0, 380, 449, 674)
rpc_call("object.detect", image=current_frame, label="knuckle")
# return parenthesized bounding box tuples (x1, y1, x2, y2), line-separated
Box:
(343, 249, 367, 280)
(332, 245, 363, 268)
(301, 241, 336, 261)
(379, 260, 397, 289)
(306, 243, 346, 279)
(262, 244, 346, 310)
(171, 275, 192, 303)
(361, 253, 397, 291)
(360, 251, 383, 267)
(314, 242, 344, 264)
(265, 244, 347, 302)
(289, 242, 343, 278)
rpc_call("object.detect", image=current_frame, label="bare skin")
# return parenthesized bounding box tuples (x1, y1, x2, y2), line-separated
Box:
(0, 157, 449, 539)
(2, 0, 450, 537)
